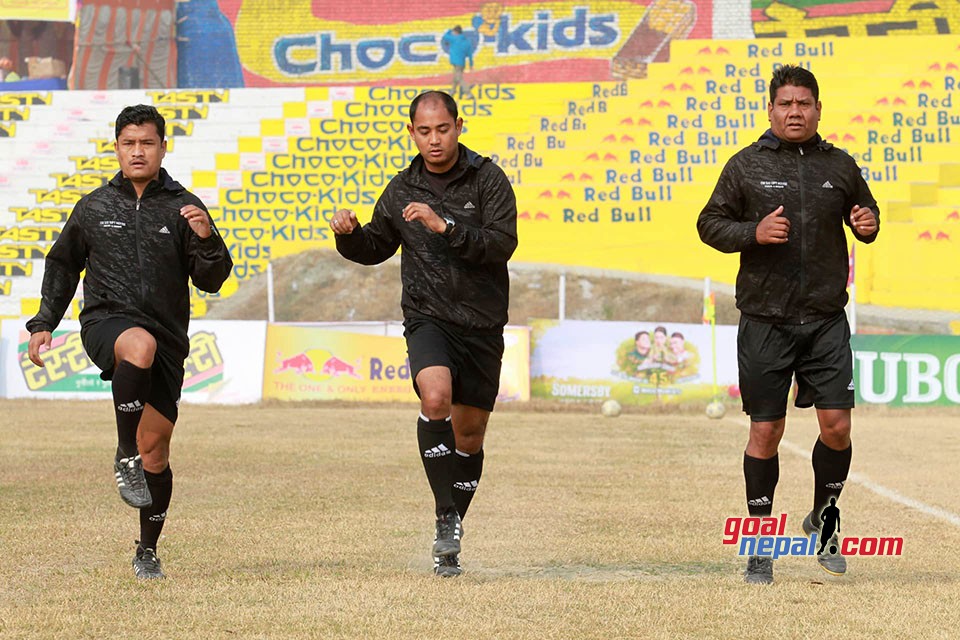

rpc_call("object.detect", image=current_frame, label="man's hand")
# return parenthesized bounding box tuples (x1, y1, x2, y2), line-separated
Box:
(850, 204, 877, 235)
(402, 202, 446, 233)
(28, 331, 52, 367)
(330, 208, 359, 235)
(756, 205, 790, 244)
(180, 205, 212, 239)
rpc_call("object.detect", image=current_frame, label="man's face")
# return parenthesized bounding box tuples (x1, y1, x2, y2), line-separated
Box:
(115, 122, 165, 185)
(407, 99, 462, 173)
(636, 333, 650, 352)
(768, 84, 821, 143)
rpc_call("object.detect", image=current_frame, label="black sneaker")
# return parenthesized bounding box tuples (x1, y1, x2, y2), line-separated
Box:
(114, 452, 152, 508)
(802, 511, 847, 576)
(133, 544, 165, 580)
(744, 555, 774, 585)
(434, 553, 462, 578)
(432, 508, 462, 558)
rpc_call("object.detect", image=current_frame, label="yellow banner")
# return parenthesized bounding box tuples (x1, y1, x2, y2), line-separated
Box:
(0, 0, 74, 21)
(235, 0, 642, 84)
(263, 325, 529, 402)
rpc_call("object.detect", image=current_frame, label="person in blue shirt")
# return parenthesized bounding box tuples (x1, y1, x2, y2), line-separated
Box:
(441, 26, 474, 99)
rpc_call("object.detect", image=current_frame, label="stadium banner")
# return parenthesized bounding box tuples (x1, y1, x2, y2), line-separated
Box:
(852, 334, 960, 407)
(0, 0, 75, 21)
(0, 319, 266, 404)
(530, 319, 738, 406)
(215, 0, 719, 86)
(263, 324, 530, 402)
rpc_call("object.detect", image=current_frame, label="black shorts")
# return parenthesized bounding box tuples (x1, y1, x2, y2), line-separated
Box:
(403, 317, 504, 412)
(737, 312, 854, 422)
(81, 318, 184, 424)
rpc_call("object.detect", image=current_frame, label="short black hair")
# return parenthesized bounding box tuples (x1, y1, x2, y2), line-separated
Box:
(634, 331, 649, 340)
(769, 65, 819, 103)
(409, 90, 458, 123)
(115, 104, 166, 140)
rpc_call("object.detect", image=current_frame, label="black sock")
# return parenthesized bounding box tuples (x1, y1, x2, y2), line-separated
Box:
(743, 452, 779, 517)
(812, 438, 851, 524)
(139, 465, 173, 551)
(417, 414, 456, 514)
(452, 448, 484, 519)
(112, 361, 151, 458)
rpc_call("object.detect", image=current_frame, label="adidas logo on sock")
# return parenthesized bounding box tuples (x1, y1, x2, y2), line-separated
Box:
(148, 511, 167, 522)
(825, 481, 845, 490)
(116, 400, 144, 413)
(423, 444, 451, 458)
(159, 225, 171, 234)
(822, 181, 834, 189)
(747, 496, 772, 507)
(453, 480, 479, 492)
(464, 201, 475, 209)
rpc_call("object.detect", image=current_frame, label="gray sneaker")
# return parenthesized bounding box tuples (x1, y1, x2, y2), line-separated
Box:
(434, 553, 462, 578)
(744, 556, 774, 585)
(432, 509, 462, 558)
(133, 545, 165, 580)
(802, 510, 847, 576)
(114, 452, 152, 508)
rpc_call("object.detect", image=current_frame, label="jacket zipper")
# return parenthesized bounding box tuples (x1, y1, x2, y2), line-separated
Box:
(135, 196, 147, 305)
(797, 146, 806, 324)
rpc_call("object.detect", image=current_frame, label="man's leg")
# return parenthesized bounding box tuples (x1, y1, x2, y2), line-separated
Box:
(804, 409, 851, 575)
(415, 366, 461, 558)
(112, 328, 157, 509)
(743, 419, 783, 585)
(451, 404, 489, 520)
(132, 404, 174, 580)
(811, 409, 852, 520)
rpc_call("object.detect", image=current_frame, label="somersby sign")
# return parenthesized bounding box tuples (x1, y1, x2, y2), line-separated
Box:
(852, 335, 960, 407)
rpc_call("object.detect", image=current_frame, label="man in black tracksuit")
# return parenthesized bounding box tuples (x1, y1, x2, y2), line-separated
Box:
(698, 66, 879, 585)
(26, 104, 233, 579)
(331, 90, 517, 578)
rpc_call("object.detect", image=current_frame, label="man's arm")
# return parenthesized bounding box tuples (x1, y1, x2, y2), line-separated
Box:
(184, 198, 234, 293)
(845, 168, 880, 244)
(26, 202, 87, 335)
(697, 158, 760, 253)
(445, 164, 517, 265)
(333, 190, 402, 265)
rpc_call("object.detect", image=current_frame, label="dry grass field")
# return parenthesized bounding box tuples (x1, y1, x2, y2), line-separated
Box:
(2, 399, 959, 639)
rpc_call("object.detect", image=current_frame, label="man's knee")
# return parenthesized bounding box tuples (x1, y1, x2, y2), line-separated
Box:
(115, 329, 157, 368)
(420, 387, 452, 417)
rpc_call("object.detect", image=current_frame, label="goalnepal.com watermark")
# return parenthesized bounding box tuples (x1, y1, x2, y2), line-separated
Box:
(723, 514, 903, 558)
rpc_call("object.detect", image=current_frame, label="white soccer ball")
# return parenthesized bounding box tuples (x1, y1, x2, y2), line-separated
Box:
(601, 399, 622, 418)
(706, 401, 726, 420)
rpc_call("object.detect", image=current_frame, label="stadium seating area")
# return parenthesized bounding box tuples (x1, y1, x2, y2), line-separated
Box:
(1, 33, 958, 321)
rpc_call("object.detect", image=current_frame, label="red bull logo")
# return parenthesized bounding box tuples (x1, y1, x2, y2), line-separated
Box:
(274, 351, 314, 374)
(321, 356, 362, 379)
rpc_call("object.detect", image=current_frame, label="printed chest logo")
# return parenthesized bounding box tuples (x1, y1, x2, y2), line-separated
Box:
(99, 220, 125, 229)
(760, 180, 788, 189)
(159, 225, 171, 234)
(822, 181, 834, 189)
(464, 201, 476, 209)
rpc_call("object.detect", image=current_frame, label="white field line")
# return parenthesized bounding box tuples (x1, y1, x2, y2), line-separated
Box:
(726, 417, 960, 528)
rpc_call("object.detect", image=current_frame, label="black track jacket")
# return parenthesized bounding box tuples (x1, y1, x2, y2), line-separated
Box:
(697, 130, 879, 324)
(336, 144, 517, 333)
(26, 169, 233, 359)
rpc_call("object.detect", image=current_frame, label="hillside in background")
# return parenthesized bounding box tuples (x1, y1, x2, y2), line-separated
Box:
(205, 249, 950, 334)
